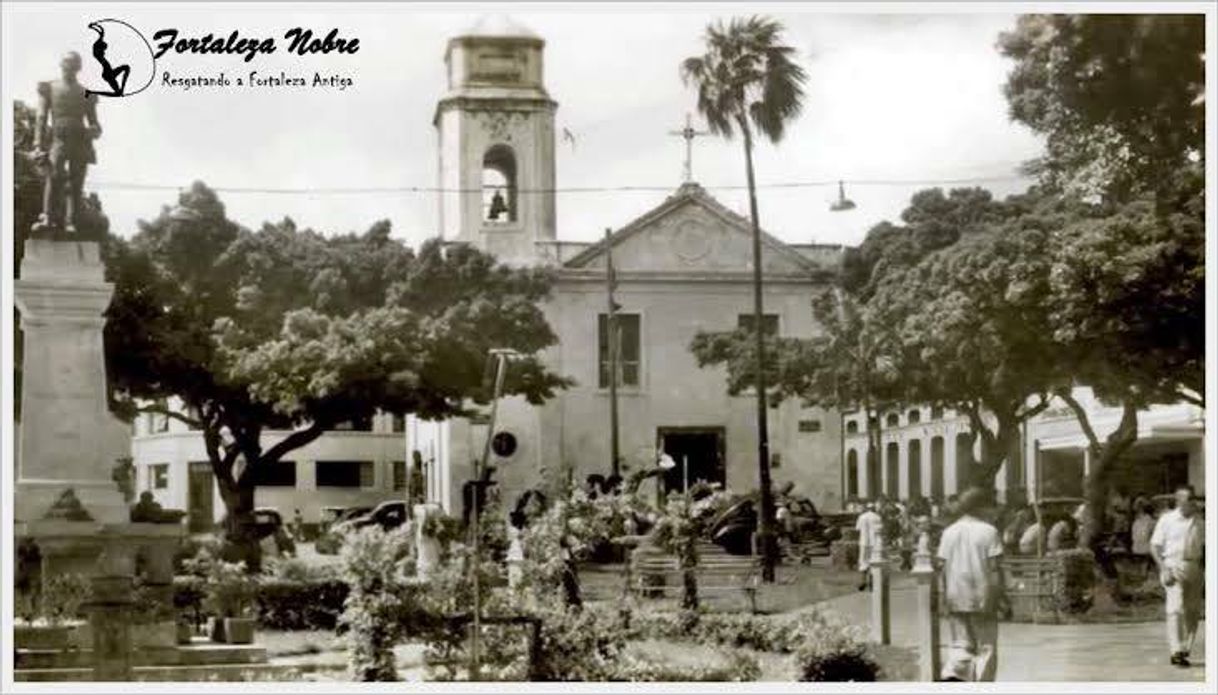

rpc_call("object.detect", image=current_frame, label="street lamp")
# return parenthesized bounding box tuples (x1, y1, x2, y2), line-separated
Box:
(469, 347, 521, 680)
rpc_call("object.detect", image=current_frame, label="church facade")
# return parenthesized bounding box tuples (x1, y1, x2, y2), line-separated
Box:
(408, 17, 847, 514)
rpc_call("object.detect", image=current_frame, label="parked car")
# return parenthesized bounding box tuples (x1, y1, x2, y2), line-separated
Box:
(332, 501, 409, 534)
(708, 492, 831, 555)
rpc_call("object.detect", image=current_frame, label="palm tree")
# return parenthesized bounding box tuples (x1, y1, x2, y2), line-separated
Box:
(682, 16, 806, 582)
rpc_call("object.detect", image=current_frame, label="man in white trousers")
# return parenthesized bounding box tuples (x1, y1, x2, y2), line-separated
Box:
(1150, 484, 1205, 667)
(937, 487, 1005, 681)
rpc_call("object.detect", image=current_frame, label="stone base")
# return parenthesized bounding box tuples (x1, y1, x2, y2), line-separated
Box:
(15, 637, 270, 680)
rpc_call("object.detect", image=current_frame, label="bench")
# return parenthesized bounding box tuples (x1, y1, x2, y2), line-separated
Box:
(1000, 556, 1061, 624)
(630, 543, 761, 613)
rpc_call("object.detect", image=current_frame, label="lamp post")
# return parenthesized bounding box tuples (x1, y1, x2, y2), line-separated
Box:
(469, 347, 519, 680)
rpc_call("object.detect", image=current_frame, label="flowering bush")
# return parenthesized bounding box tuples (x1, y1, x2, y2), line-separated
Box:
(183, 550, 256, 618)
(648, 486, 734, 610)
(336, 525, 420, 681)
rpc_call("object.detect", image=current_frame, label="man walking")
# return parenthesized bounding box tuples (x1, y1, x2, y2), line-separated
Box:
(1150, 484, 1204, 667)
(855, 501, 882, 591)
(937, 487, 1005, 681)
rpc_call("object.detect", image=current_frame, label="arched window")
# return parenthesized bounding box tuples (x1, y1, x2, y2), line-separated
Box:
(931, 405, 944, 420)
(846, 449, 859, 498)
(885, 442, 899, 498)
(908, 439, 922, 499)
(846, 420, 859, 435)
(482, 145, 517, 223)
(908, 409, 921, 424)
(885, 412, 900, 428)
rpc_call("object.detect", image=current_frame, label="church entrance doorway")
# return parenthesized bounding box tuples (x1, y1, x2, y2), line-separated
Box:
(656, 427, 725, 497)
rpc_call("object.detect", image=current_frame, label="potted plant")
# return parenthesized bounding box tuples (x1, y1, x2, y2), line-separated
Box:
(14, 574, 91, 650)
(129, 582, 178, 648)
(201, 559, 258, 644)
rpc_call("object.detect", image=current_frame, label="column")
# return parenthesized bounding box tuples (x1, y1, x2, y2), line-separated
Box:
(944, 432, 958, 497)
(921, 438, 933, 500)
(898, 436, 909, 500)
(869, 543, 890, 645)
(912, 545, 940, 681)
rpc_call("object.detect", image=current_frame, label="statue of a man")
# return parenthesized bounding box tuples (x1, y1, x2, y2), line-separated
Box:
(31, 51, 101, 235)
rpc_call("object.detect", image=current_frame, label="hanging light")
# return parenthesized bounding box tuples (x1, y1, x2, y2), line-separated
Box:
(830, 180, 857, 212)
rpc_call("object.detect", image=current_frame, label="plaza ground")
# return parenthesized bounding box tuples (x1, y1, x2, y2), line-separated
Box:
(812, 575, 1207, 682)
(265, 548, 1204, 682)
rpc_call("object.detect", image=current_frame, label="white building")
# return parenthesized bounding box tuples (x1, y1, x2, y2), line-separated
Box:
(408, 18, 846, 516)
(841, 389, 1205, 505)
(131, 407, 408, 532)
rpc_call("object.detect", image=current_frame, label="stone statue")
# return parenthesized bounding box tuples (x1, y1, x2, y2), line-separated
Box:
(30, 51, 101, 236)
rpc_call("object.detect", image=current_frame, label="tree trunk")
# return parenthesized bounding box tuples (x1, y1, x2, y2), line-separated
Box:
(740, 118, 777, 583)
(1062, 395, 1139, 610)
(218, 473, 262, 573)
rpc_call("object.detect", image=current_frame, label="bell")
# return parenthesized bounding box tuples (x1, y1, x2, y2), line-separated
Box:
(488, 190, 509, 221)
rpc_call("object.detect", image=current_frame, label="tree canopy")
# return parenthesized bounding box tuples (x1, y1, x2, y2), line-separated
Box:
(104, 182, 568, 566)
(998, 14, 1205, 202)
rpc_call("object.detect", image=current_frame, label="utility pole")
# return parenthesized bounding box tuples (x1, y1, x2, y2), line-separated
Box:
(469, 348, 517, 681)
(605, 228, 621, 477)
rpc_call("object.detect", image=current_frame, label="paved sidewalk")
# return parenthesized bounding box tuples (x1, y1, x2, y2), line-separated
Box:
(812, 578, 1206, 682)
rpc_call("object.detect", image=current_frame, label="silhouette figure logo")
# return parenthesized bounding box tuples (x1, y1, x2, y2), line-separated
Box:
(82, 19, 155, 98)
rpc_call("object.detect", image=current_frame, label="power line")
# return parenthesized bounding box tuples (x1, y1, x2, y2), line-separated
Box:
(47, 174, 1029, 196)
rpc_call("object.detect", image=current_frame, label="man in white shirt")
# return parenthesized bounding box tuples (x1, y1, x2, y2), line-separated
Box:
(855, 502, 882, 591)
(1150, 484, 1205, 667)
(937, 487, 1005, 682)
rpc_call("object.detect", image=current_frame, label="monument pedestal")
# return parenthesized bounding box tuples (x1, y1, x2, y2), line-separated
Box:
(15, 238, 131, 528)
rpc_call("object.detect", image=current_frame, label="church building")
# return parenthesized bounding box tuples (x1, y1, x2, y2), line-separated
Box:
(407, 17, 847, 514)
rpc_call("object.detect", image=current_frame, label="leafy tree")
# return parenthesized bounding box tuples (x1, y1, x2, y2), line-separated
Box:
(691, 288, 901, 498)
(867, 191, 1077, 489)
(1001, 15, 1205, 576)
(998, 14, 1205, 203)
(1047, 191, 1205, 563)
(106, 182, 568, 569)
(681, 15, 806, 581)
(841, 188, 1010, 300)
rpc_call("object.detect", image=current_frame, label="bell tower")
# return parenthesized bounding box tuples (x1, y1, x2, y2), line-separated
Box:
(435, 16, 557, 265)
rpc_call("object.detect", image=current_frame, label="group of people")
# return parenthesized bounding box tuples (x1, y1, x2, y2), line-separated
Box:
(856, 484, 1205, 681)
(850, 493, 952, 588)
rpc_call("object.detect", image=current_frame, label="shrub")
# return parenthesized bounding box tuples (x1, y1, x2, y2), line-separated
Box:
(337, 526, 419, 682)
(174, 534, 223, 573)
(257, 579, 349, 630)
(263, 556, 338, 583)
(793, 613, 877, 682)
(40, 573, 91, 625)
(1055, 548, 1096, 614)
(611, 649, 761, 681)
(830, 540, 860, 570)
(528, 605, 628, 681)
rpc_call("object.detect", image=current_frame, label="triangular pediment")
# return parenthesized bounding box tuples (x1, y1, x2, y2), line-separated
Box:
(563, 184, 820, 276)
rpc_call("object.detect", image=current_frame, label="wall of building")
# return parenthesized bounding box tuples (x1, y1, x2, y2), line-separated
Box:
(131, 412, 408, 524)
(528, 276, 842, 511)
(842, 391, 1205, 505)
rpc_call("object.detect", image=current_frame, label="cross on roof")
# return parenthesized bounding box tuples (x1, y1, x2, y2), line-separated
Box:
(668, 113, 710, 184)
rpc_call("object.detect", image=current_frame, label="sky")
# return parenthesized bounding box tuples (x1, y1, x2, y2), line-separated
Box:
(3, 3, 1046, 250)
